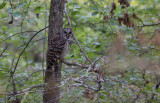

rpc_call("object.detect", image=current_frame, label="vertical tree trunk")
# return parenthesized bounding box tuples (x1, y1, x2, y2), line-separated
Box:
(43, 0, 64, 103)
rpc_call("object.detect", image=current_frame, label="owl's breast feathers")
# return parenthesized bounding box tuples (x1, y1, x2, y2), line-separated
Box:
(48, 33, 72, 58)
(47, 33, 73, 69)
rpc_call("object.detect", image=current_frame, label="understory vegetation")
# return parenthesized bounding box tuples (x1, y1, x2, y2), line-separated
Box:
(0, 0, 160, 102)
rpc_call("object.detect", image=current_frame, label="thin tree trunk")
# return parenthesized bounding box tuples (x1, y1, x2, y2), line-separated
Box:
(43, 0, 64, 103)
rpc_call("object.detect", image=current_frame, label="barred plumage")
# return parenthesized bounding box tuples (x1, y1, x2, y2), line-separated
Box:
(47, 28, 73, 69)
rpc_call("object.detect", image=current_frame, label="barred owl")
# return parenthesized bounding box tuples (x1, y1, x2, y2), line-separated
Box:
(47, 28, 73, 69)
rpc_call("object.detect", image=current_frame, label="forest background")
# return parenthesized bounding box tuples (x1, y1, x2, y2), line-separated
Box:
(0, 0, 160, 102)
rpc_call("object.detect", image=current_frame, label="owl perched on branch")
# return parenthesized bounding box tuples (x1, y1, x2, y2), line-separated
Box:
(47, 28, 73, 69)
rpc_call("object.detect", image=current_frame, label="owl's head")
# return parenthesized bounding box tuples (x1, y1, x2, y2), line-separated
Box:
(62, 28, 73, 39)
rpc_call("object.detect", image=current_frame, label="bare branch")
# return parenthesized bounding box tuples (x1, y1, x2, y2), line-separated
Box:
(92, 56, 103, 68)
(140, 22, 160, 27)
(62, 60, 89, 68)
(0, 31, 37, 44)
(64, 1, 92, 64)
(70, 83, 98, 91)
(17, 84, 44, 94)
(151, 81, 160, 100)
(0, 84, 44, 96)
(137, 20, 160, 27)
(149, 28, 160, 41)
(0, 45, 8, 57)
(155, 81, 160, 90)
(97, 71, 102, 103)
(10, 26, 48, 79)
(134, 15, 160, 27)
(18, 37, 48, 48)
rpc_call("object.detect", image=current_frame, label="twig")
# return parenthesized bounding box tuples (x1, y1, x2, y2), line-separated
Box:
(17, 84, 44, 94)
(97, 71, 102, 103)
(138, 22, 160, 27)
(70, 83, 98, 91)
(64, 1, 92, 64)
(5, 58, 16, 102)
(62, 60, 89, 68)
(10, 58, 16, 93)
(135, 16, 160, 27)
(0, 31, 37, 44)
(10, 59, 19, 102)
(136, 17, 144, 26)
(16, 70, 43, 84)
(151, 81, 160, 100)
(8, 0, 14, 25)
(10, 26, 48, 79)
(20, 0, 32, 35)
(92, 56, 103, 68)
(1, 84, 44, 96)
(18, 37, 48, 48)
(149, 28, 160, 41)
(89, 0, 103, 13)
(155, 81, 160, 90)
(0, 45, 8, 57)
(72, 76, 98, 91)
(20, 0, 32, 73)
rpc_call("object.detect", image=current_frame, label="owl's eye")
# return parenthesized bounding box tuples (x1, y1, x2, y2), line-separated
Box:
(64, 31, 67, 34)
(69, 31, 72, 34)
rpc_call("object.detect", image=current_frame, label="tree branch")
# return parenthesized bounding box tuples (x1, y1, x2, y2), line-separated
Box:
(151, 81, 160, 100)
(0, 45, 8, 57)
(70, 83, 98, 91)
(0, 84, 44, 96)
(64, 1, 92, 64)
(0, 31, 37, 44)
(139, 22, 160, 27)
(18, 37, 48, 48)
(135, 16, 160, 27)
(17, 84, 44, 94)
(10, 26, 48, 79)
(62, 60, 89, 68)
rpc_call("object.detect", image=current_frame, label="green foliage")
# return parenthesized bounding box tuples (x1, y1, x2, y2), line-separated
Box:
(34, 6, 41, 14)
(0, 2, 6, 9)
(0, 0, 160, 102)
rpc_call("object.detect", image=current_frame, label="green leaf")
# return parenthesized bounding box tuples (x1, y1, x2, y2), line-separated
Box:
(13, 12, 21, 17)
(0, 2, 6, 9)
(2, 26, 7, 31)
(92, 12, 98, 16)
(146, 83, 152, 91)
(99, 95, 106, 100)
(101, 91, 108, 95)
(157, 88, 160, 92)
(34, 6, 41, 13)
(71, 55, 75, 58)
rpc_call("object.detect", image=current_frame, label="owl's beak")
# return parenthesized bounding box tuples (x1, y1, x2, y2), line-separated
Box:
(66, 34, 70, 38)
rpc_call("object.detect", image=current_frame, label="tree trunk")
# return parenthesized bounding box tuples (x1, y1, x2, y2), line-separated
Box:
(43, 0, 64, 103)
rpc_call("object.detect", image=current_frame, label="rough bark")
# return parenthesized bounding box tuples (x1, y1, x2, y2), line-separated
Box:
(43, 0, 64, 103)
